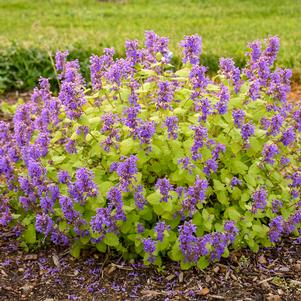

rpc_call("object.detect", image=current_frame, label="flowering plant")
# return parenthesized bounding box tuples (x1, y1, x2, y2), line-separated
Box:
(1, 32, 300, 269)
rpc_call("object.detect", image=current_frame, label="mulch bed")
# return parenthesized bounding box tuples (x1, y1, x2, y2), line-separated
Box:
(0, 229, 301, 301)
(0, 88, 301, 301)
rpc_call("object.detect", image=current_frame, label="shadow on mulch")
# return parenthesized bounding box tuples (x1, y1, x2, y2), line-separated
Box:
(0, 229, 300, 301)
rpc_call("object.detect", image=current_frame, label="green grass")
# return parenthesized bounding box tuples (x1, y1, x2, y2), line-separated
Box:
(1, 0, 301, 92)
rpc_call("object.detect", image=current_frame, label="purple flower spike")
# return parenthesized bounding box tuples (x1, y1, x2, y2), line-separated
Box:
(252, 187, 268, 213)
(180, 34, 202, 65)
(155, 178, 173, 203)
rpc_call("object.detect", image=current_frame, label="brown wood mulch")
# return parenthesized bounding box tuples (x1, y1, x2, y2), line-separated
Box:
(0, 229, 300, 301)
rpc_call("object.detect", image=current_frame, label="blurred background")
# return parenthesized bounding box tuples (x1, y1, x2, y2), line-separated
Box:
(0, 0, 301, 93)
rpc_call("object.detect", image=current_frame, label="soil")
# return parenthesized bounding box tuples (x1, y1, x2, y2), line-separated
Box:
(0, 89, 301, 301)
(0, 229, 301, 301)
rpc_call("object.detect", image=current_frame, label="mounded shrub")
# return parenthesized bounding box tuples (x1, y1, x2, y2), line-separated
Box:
(0, 32, 300, 269)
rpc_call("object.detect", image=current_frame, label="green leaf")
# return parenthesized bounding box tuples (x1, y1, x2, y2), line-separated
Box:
(197, 257, 209, 269)
(180, 260, 193, 270)
(230, 143, 241, 154)
(147, 191, 161, 205)
(70, 242, 82, 258)
(216, 191, 229, 206)
(225, 206, 241, 221)
(169, 241, 182, 261)
(22, 224, 36, 244)
(192, 211, 202, 226)
(120, 138, 135, 155)
(213, 179, 226, 191)
(96, 242, 107, 253)
(231, 187, 241, 200)
(175, 68, 190, 78)
(104, 232, 119, 247)
(231, 160, 248, 175)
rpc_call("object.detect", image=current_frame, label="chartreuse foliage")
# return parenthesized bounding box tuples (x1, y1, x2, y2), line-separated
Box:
(0, 32, 300, 270)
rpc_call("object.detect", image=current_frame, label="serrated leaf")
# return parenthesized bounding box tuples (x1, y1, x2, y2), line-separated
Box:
(70, 241, 82, 258)
(22, 224, 36, 244)
(104, 232, 119, 247)
(197, 257, 209, 269)
(213, 179, 226, 191)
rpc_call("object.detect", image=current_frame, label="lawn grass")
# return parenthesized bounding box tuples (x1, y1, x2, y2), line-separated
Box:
(1, 0, 301, 65)
(1, 0, 301, 92)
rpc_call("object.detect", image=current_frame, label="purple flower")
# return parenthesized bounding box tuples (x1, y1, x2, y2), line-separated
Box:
(137, 223, 144, 234)
(68, 168, 98, 204)
(50, 230, 69, 246)
(280, 156, 290, 166)
(144, 31, 170, 63)
(58, 60, 86, 119)
(269, 216, 283, 242)
(262, 143, 279, 165)
(135, 120, 156, 145)
(59, 196, 78, 222)
(252, 187, 268, 213)
(212, 143, 226, 160)
(182, 176, 208, 214)
(291, 172, 301, 187)
(155, 178, 173, 203)
(196, 98, 212, 121)
(35, 213, 53, 236)
(27, 160, 44, 185)
(178, 157, 195, 174)
(58, 170, 71, 184)
(219, 58, 241, 93)
(232, 109, 245, 128)
(224, 221, 238, 243)
(55, 50, 69, 71)
(142, 237, 156, 263)
(40, 197, 54, 213)
(90, 207, 113, 234)
(272, 199, 283, 213)
(191, 125, 208, 161)
(123, 105, 140, 130)
(268, 68, 291, 103)
(180, 34, 202, 65)
(111, 155, 138, 192)
(203, 158, 218, 176)
(263, 36, 280, 66)
(125, 39, 141, 65)
(246, 40, 262, 64)
(241, 123, 255, 141)
(164, 116, 178, 139)
(268, 114, 283, 136)
(104, 59, 132, 86)
(215, 85, 230, 114)
(65, 139, 77, 154)
(178, 221, 199, 262)
(210, 232, 228, 261)
(107, 186, 125, 221)
(154, 221, 170, 242)
(134, 185, 146, 210)
(0, 199, 12, 226)
(90, 48, 114, 90)
(190, 65, 209, 90)
(156, 81, 175, 110)
(248, 80, 260, 100)
(280, 127, 295, 146)
(0, 121, 9, 142)
(230, 177, 242, 188)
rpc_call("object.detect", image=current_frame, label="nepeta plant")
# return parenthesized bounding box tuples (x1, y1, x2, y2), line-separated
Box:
(0, 32, 300, 270)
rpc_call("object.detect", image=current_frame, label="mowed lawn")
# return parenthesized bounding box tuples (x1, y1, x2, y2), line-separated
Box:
(1, 0, 301, 69)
